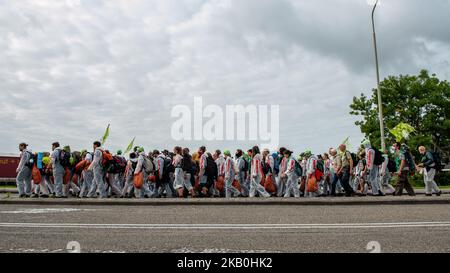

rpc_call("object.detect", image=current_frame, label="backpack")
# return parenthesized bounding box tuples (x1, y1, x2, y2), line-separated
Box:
(112, 156, 127, 173)
(373, 148, 384, 166)
(71, 151, 82, 168)
(142, 157, 154, 173)
(294, 159, 303, 177)
(59, 149, 71, 167)
(163, 157, 175, 174)
(350, 153, 358, 165)
(431, 151, 443, 172)
(261, 161, 271, 175)
(24, 151, 35, 169)
(101, 150, 114, 170)
(181, 155, 193, 172)
(272, 153, 280, 175)
(316, 160, 324, 174)
(241, 158, 249, 173)
(387, 158, 397, 173)
(404, 150, 416, 174)
(205, 156, 218, 180)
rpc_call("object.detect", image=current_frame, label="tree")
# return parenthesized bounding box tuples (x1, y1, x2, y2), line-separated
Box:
(350, 70, 450, 161)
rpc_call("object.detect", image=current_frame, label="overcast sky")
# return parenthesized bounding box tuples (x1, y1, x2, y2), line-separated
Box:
(1, 0, 449, 155)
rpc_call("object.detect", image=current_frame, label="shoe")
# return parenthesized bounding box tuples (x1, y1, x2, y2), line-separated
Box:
(19, 194, 27, 198)
(425, 194, 432, 197)
(436, 191, 442, 196)
(377, 191, 385, 196)
(31, 194, 39, 198)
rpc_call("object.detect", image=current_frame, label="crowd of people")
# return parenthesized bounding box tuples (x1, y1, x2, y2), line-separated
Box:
(14, 139, 444, 199)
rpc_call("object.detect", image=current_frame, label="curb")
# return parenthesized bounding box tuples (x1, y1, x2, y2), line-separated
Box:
(1, 197, 449, 206)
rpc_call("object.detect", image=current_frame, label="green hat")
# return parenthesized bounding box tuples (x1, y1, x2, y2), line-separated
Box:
(137, 147, 145, 153)
(223, 150, 231, 156)
(117, 150, 123, 155)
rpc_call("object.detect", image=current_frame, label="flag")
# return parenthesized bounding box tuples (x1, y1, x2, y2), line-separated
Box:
(390, 122, 415, 142)
(101, 124, 110, 145)
(124, 137, 136, 155)
(341, 136, 352, 151)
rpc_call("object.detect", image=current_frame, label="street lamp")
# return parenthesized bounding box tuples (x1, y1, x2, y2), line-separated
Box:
(371, 0, 386, 152)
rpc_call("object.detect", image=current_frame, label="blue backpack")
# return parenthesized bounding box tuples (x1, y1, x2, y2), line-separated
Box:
(272, 153, 280, 175)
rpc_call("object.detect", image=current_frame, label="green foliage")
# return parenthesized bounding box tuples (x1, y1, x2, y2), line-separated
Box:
(390, 172, 450, 187)
(350, 70, 450, 162)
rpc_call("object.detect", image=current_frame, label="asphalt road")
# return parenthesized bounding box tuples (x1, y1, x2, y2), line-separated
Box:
(1, 203, 450, 253)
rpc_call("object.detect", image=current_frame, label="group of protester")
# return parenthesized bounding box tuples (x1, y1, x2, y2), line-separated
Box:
(14, 139, 444, 199)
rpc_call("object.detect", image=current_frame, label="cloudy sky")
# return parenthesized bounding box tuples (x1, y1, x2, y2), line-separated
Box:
(1, 0, 449, 155)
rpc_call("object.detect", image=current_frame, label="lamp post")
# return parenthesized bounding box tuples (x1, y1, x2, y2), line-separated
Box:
(371, 0, 386, 152)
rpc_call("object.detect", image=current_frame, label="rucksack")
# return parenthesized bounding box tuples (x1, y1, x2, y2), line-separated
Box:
(373, 148, 384, 166)
(181, 155, 193, 172)
(59, 149, 71, 167)
(431, 152, 443, 172)
(112, 156, 127, 173)
(404, 150, 416, 174)
(272, 153, 280, 175)
(71, 151, 82, 168)
(294, 159, 303, 177)
(101, 150, 114, 170)
(163, 157, 175, 174)
(205, 156, 218, 180)
(24, 151, 35, 169)
(387, 158, 397, 173)
(142, 157, 154, 173)
(261, 161, 271, 175)
(316, 160, 324, 174)
(350, 153, 358, 165)
(241, 158, 249, 173)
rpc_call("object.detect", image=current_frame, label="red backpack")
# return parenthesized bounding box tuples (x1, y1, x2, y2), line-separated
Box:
(101, 150, 113, 167)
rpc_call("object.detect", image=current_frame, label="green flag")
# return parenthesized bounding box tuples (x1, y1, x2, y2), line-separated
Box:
(124, 137, 136, 155)
(101, 124, 110, 145)
(341, 136, 351, 151)
(390, 122, 415, 142)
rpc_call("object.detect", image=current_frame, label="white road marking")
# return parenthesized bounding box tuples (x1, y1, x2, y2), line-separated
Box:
(0, 208, 99, 214)
(1, 221, 450, 229)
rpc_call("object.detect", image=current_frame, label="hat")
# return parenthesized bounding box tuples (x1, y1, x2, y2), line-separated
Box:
(117, 150, 123, 155)
(223, 150, 231, 156)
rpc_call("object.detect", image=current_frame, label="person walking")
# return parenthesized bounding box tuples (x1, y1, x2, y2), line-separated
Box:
(393, 142, 415, 196)
(362, 140, 385, 196)
(417, 146, 442, 196)
(282, 150, 300, 197)
(276, 147, 288, 197)
(50, 142, 66, 198)
(235, 149, 249, 197)
(249, 146, 271, 198)
(223, 150, 240, 198)
(173, 146, 195, 198)
(87, 141, 108, 198)
(336, 144, 355, 197)
(16, 143, 33, 198)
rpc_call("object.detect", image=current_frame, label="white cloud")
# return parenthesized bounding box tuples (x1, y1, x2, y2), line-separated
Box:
(0, 0, 449, 155)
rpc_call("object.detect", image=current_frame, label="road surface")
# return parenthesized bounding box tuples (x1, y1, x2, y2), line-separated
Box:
(1, 203, 450, 253)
